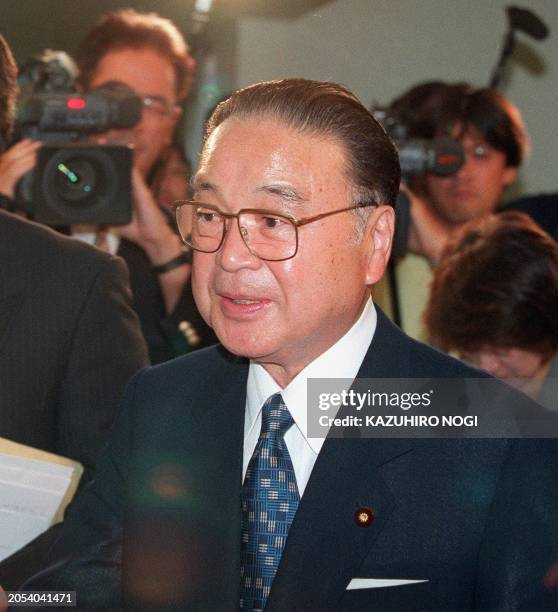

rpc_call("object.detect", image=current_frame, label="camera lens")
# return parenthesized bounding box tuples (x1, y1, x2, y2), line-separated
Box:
(41, 146, 119, 222)
(33, 143, 132, 225)
(54, 158, 98, 204)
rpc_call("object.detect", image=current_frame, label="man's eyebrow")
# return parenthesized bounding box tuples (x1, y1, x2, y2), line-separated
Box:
(192, 177, 219, 194)
(257, 185, 305, 204)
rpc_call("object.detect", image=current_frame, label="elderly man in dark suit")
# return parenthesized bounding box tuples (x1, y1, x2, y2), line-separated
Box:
(0, 32, 148, 590)
(21, 79, 558, 610)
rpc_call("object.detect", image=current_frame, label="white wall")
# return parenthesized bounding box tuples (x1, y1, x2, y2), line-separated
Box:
(236, 0, 558, 196)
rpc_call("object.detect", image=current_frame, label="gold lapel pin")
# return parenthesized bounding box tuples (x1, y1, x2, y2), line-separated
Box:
(354, 507, 375, 527)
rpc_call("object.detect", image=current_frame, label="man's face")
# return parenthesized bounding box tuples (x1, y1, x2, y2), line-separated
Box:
(423, 129, 517, 226)
(191, 117, 392, 385)
(88, 48, 180, 177)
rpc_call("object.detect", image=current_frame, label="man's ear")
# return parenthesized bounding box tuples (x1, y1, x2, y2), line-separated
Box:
(363, 204, 395, 285)
(502, 165, 518, 188)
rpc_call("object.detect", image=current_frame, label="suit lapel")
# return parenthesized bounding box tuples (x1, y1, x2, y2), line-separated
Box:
(267, 309, 415, 611)
(124, 351, 249, 611)
(188, 353, 248, 610)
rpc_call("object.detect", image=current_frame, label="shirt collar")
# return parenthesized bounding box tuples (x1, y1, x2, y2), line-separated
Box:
(71, 229, 121, 256)
(246, 298, 377, 454)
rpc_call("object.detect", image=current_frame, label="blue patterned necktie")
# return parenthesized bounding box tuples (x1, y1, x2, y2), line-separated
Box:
(240, 393, 300, 611)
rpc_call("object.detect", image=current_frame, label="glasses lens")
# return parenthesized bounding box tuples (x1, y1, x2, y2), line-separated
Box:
(239, 211, 297, 260)
(177, 203, 224, 252)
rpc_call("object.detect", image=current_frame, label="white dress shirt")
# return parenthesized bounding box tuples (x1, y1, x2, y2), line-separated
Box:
(72, 230, 121, 255)
(244, 298, 377, 496)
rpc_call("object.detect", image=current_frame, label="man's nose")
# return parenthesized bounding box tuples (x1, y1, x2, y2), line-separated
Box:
(455, 153, 474, 179)
(217, 220, 261, 272)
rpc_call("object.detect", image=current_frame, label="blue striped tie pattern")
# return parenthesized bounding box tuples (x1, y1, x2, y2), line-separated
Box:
(240, 393, 300, 611)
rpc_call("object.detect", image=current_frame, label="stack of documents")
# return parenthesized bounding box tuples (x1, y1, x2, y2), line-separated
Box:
(0, 438, 82, 562)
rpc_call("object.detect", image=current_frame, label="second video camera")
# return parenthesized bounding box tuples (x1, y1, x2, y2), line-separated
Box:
(373, 109, 464, 178)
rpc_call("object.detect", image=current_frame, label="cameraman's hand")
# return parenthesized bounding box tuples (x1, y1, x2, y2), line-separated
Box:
(0, 139, 42, 199)
(115, 168, 190, 314)
(403, 183, 454, 266)
(116, 168, 173, 248)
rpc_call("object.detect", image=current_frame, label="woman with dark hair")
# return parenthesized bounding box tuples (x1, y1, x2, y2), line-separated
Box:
(424, 211, 558, 406)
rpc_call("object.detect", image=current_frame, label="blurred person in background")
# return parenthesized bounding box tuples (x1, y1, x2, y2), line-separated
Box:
(151, 142, 192, 210)
(424, 211, 558, 409)
(0, 9, 216, 363)
(389, 81, 528, 265)
(376, 81, 529, 339)
(73, 8, 216, 362)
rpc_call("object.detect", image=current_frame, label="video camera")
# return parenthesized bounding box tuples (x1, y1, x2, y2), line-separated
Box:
(373, 108, 464, 179)
(14, 50, 142, 225)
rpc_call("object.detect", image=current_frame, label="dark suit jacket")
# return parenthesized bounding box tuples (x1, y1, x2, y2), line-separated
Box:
(0, 211, 149, 473)
(0, 211, 149, 588)
(21, 310, 558, 610)
(501, 192, 558, 240)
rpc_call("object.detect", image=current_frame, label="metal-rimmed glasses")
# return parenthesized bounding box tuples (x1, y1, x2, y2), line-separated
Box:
(173, 200, 377, 262)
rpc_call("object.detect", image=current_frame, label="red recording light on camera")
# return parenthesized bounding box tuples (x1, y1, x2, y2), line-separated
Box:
(67, 97, 86, 110)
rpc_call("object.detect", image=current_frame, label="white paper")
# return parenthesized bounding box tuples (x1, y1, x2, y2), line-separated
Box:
(0, 453, 74, 561)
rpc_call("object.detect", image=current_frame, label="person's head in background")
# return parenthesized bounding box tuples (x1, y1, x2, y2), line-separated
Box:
(76, 9, 195, 178)
(424, 211, 558, 399)
(151, 143, 191, 209)
(390, 82, 529, 226)
(0, 33, 18, 150)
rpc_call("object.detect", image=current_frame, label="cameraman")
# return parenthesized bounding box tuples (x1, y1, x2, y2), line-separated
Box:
(390, 81, 528, 265)
(378, 82, 529, 337)
(73, 9, 218, 363)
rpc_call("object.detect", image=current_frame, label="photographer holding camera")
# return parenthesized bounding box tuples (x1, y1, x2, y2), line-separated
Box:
(73, 9, 217, 363)
(376, 81, 529, 336)
(0, 9, 216, 363)
(389, 81, 528, 266)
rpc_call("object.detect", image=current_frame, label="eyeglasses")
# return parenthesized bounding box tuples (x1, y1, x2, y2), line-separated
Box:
(141, 95, 178, 117)
(173, 200, 377, 261)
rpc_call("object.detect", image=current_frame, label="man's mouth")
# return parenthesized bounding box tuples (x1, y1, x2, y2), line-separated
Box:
(218, 293, 270, 317)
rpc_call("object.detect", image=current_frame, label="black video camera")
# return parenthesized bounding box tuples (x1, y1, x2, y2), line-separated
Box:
(14, 50, 142, 225)
(373, 109, 464, 179)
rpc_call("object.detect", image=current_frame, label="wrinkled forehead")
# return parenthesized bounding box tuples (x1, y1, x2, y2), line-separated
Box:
(201, 113, 349, 168)
(194, 115, 355, 211)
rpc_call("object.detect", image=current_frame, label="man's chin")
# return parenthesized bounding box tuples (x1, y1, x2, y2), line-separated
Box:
(437, 206, 482, 227)
(437, 197, 496, 226)
(216, 328, 275, 362)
